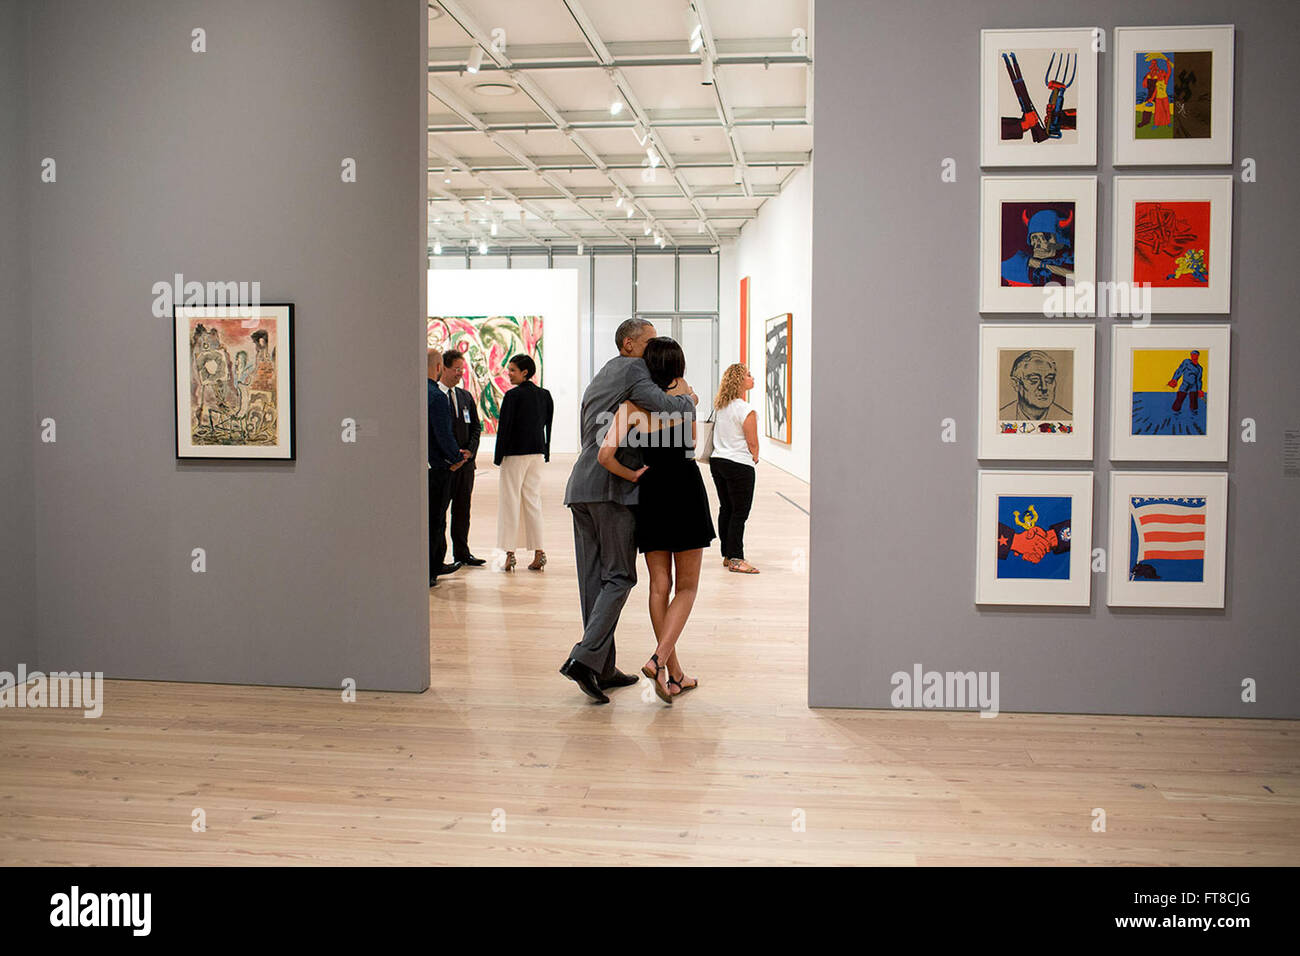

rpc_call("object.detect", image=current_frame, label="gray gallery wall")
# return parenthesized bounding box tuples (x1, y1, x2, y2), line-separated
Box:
(1, 0, 36, 671)
(811, 0, 1300, 717)
(18, 0, 430, 690)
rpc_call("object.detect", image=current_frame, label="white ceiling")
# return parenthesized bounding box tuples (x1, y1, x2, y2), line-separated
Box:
(427, 0, 813, 253)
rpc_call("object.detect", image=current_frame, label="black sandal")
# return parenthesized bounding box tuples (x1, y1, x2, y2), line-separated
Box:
(667, 673, 698, 696)
(641, 654, 661, 681)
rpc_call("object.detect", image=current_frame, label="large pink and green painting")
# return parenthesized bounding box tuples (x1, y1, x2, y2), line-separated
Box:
(427, 315, 543, 435)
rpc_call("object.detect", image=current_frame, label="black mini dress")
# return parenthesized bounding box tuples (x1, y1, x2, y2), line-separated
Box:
(630, 420, 717, 554)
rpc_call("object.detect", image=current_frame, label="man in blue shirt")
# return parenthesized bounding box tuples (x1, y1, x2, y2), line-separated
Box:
(429, 349, 465, 586)
(1168, 350, 1205, 413)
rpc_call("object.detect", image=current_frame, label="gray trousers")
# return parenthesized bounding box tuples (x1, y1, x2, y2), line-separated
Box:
(568, 501, 638, 679)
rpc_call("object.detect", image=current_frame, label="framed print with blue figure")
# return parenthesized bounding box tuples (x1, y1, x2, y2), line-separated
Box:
(980, 176, 1097, 315)
(1110, 324, 1230, 462)
(1107, 471, 1228, 608)
(976, 470, 1093, 606)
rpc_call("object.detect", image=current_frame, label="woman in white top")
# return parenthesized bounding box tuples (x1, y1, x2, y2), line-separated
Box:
(708, 363, 761, 573)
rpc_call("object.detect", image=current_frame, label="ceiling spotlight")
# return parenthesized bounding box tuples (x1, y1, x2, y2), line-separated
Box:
(700, 57, 714, 86)
(686, 6, 703, 52)
(709, 245, 720, 254)
(519, 211, 526, 223)
(478, 239, 488, 254)
(577, 242, 584, 255)
(633, 122, 649, 146)
(626, 207, 634, 218)
(697, 221, 705, 234)
(463, 211, 470, 225)
(732, 165, 744, 184)
(646, 147, 661, 168)
(467, 46, 484, 73)
(490, 220, 499, 236)
(443, 173, 451, 184)
(644, 223, 652, 236)
(433, 241, 442, 255)
(610, 100, 623, 116)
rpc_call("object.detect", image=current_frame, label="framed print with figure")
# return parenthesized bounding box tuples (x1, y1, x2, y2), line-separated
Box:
(174, 303, 295, 460)
(981, 27, 1099, 167)
(980, 176, 1097, 315)
(1107, 471, 1228, 608)
(976, 470, 1093, 606)
(1110, 324, 1230, 462)
(978, 324, 1095, 461)
(1112, 176, 1232, 314)
(1113, 25, 1234, 166)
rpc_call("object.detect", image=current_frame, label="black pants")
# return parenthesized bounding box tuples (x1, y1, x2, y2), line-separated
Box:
(428, 466, 454, 576)
(709, 458, 756, 560)
(448, 461, 476, 560)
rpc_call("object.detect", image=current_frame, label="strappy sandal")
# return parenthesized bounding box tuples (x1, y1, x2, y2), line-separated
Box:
(727, 558, 760, 574)
(642, 654, 673, 704)
(667, 673, 698, 696)
(504, 551, 516, 572)
(528, 551, 547, 571)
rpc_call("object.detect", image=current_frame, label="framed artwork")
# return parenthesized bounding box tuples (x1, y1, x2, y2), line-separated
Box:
(978, 324, 1095, 461)
(976, 470, 1093, 606)
(980, 28, 1099, 167)
(1112, 25, 1234, 166)
(980, 176, 1097, 315)
(764, 313, 792, 443)
(173, 303, 295, 460)
(428, 315, 543, 435)
(1110, 324, 1230, 462)
(1112, 176, 1232, 314)
(1107, 471, 1228, 608)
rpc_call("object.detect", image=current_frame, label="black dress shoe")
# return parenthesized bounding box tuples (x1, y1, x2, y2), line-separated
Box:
(597, 669, 639, 690)
(559, 658, 609, 704)
(436, 561, 463, 575)
(458, 556, 487, 567)
(429, 577, 439, 587)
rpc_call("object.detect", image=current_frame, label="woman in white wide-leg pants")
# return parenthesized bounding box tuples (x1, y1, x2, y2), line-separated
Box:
(493, 354, 553, 571)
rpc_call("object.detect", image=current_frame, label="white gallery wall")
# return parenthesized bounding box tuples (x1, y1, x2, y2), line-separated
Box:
(720, 160, 813, 482)
(428, 268, 581, 454)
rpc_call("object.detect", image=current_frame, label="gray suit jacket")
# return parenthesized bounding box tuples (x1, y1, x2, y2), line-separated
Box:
(564, 355, 697, 506)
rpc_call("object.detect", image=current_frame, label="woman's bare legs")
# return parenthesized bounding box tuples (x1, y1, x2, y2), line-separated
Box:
(644, 551, 675, 697)
(653, 549, 702, 692)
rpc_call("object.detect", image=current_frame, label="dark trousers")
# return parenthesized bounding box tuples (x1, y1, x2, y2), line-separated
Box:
(1172, 390, 1199, 412)
(448, 461, 475, 560)
(709, 457, 756, 560)
(568, 501, 638, 680)
(428, 466, 454, 576)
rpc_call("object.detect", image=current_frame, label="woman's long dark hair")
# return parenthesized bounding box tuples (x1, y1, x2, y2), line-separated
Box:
(643, 336, 685, 389)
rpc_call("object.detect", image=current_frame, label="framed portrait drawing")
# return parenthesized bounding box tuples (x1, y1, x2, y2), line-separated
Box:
(764, 313, 792, 443)
(980, 176, 1097, 315)
(978, 324, 1094, 461)
(1107, 471, 1228, 608)
(1110, 324, 1230, 462)
(976, 470, 1093, 606)
(1112, 25, 1234, 166)
(1112, 176, 1232, 314)
(174, 303, 296, 460)
(980, 27, 1099, 167)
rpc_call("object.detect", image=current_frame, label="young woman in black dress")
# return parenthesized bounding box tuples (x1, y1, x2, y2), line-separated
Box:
(596, 337, 715, 704)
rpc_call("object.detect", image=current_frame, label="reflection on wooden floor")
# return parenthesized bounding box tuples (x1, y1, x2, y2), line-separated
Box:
(1, 452, 1296, 865)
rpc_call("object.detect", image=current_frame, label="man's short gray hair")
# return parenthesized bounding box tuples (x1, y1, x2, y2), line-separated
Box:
(615, 318, 654, 352)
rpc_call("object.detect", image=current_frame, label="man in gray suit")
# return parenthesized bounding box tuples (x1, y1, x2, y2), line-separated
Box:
(559, 319, 698, 703)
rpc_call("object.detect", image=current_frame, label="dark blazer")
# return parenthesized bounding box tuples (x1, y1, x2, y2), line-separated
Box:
(428, 379, 460, 469)
(447, 384, 481, 465)
(494, 379, 553, 465)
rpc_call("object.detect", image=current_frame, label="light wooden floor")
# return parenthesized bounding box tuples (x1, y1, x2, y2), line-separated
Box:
(2, 452, 1297, 865)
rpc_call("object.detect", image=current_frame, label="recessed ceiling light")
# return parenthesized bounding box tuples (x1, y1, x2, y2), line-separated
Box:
(473, 82, 517, 97)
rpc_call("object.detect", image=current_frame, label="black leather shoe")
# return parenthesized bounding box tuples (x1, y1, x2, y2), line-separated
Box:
(429, 577, 438, 587)
(458, 555, 487, 567)
(597, 669, 639, 690)
(559, 659, 609, 704)
(437, 561, 463, 576)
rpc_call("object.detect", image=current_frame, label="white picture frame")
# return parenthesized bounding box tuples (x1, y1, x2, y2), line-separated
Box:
(978, 324, 1095, 461)
(980, 28, 1100, 168)
(1107, 471, 1228, 608)
(1112, 25, 1234, 166)
(980, 176, 1097, 315)
(1112, 175, 1232, 314)
(1110, 324, 1230, 462)
(976, 470, 1093, 606)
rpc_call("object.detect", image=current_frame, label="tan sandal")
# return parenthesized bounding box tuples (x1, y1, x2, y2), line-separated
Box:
(727, 558, 760, 574)
(527, 550, 546, 571)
